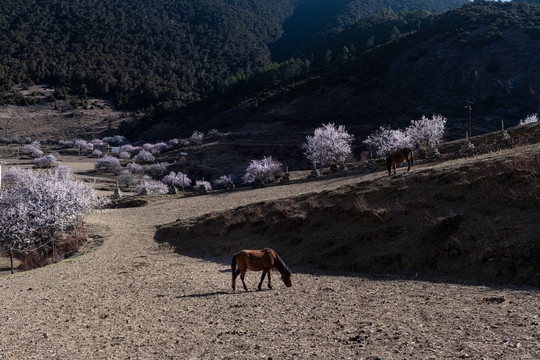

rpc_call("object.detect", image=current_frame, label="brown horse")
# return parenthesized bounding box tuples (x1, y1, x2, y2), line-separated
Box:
(386, 147, 414, 176)
(232, 248, 292, 291)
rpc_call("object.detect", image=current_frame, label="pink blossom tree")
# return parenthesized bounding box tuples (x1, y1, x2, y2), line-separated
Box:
(303, 123, 354, 167)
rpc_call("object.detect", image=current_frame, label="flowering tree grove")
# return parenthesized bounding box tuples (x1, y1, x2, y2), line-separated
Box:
(303, 123, 354, 167)
(363, 114, 447, 157)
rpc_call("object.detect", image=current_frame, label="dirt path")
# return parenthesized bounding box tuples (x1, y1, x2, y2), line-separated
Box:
(0, 157, 539, 359)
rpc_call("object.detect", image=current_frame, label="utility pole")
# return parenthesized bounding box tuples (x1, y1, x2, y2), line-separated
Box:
(180, 152, 187, 194)
(465, 100, 473, 140)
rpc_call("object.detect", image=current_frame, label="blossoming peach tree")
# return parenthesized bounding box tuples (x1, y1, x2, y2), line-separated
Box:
(303, 123, 355, 168)
(0, 166, 105, 269)
(363, 114, 447, 157)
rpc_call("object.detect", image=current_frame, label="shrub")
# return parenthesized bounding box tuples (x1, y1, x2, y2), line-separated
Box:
(34, 155, 59, 168)
(58, 140, 75, 148)
(189, 131, 204, 145)
(74, 139, 93, 151)
(243, 156, 283, 184)
(135, 180, 168, 195)
(143, 162, 169, 178)
(143, 142, 168, 154)
(23, 143, 43, 158)
(162, 171, 192, 188)
(119, 151, 131, 160)
(213, 174, 233, 189)
(118, 170, 137, 188)
(133, 149, 155, 163)
(120, 144, 140, 155)
(95, 155, 121, 174)
(126, 162, 144, 174)
(101, 135, 126, 145)
(303, 123, 354, 167)
(167, 138, 180, 147)
(519, 114, 538, 126)
(91, 149, 103, 157)
(195, 180, 212, 192)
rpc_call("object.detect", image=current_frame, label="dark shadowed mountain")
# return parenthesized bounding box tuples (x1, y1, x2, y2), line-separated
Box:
(153, 1, 540, 143)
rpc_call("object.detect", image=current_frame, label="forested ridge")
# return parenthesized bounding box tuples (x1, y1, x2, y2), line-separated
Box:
(0, 0, 297, 109)
(0, 0, 466, 113)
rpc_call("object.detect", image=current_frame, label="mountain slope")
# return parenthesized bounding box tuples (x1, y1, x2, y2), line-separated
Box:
(167, 1, 540, 141)
(0, 0, 466, 112)
(270, 0, 468, 61)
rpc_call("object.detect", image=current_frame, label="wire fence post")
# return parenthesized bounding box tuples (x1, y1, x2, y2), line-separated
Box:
(9, 248, 14, 274)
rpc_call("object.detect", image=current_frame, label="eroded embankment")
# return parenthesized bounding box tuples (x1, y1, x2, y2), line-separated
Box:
(156, 149, 540, 286)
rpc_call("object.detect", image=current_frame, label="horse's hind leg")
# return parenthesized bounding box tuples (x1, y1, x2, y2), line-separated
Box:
(407, 159, 411, 172)
(240, 271, 248, 291)
(232, 269, 242, 291)
(258, 270, 267, 290)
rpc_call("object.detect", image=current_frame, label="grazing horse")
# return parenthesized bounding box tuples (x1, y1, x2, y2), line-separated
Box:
(386, 147, 414, 176)
(232, 248, 292, 291)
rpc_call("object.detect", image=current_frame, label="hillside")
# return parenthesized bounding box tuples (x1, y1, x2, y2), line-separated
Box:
(0, 0, 467, 112)
(156, 1, 540, 142)
(270, 0, 468, 61)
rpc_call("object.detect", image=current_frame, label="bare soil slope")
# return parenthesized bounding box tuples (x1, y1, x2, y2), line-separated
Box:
(158, 144, 540, 286)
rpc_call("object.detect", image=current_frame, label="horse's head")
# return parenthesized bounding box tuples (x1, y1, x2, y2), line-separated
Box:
(281, 269, 292, 287)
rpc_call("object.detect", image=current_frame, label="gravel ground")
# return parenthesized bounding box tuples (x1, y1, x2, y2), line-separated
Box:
(0, 155, 539, 359)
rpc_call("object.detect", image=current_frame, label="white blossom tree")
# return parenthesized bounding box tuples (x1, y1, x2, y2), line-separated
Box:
(243, 156, 283, 184)
(363, 114, 447, 157)
(0, 167, 103, 252)
(519, 114, 538, 126)
(162, 171, 192, 188)
(405, 114, 447, 147)
(303, 123, 354, 167)
(95, 155, 121, 174)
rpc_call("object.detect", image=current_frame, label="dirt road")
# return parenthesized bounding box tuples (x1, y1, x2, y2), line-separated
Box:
(0, 159, 538, 359)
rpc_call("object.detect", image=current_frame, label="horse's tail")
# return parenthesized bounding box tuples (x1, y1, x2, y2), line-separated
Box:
(231, 254, 238, 289)
(410, 148, 414, 167)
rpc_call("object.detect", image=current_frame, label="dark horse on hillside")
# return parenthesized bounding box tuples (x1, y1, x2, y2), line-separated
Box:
(387, 147, 414, 176)
(386, 148, 414, 176)
(232, 248, 292, 291)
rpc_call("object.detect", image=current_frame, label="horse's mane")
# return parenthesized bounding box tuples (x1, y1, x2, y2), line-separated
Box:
(269, 249, 290, 274)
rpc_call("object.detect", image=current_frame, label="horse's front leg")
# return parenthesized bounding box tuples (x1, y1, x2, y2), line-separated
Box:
(393, 163, 397, 175)
(258, 270, 267, 290)
(267, 270, 272, 289)
(407, 160, 411, 172)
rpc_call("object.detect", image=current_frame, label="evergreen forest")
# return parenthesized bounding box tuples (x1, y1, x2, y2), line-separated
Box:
(0, 0, 467, 113)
